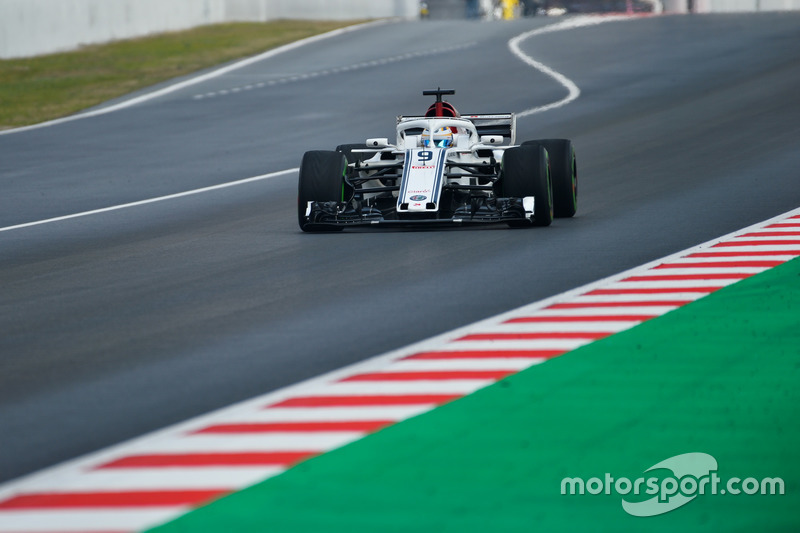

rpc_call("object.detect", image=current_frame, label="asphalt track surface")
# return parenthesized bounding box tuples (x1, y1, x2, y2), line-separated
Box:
(1, 13, 799, 483)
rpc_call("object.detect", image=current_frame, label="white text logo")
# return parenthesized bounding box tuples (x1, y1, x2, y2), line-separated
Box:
(560, 453, 784, 517)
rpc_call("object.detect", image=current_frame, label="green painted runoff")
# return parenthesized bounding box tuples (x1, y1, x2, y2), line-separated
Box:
(149, 257, 799, 532)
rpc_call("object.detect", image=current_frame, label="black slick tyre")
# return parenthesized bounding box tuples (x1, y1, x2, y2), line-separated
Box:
(499, 144, 553, 227)
(335, 143, 370, 166)
(524, 139, 577, 218)
(297, 150, 346, 232)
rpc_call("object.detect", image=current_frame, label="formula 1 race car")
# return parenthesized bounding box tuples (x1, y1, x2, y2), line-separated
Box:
(298, 89, 577, 231)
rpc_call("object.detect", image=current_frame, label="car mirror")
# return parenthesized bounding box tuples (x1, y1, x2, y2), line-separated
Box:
(366, 138, 389, 148)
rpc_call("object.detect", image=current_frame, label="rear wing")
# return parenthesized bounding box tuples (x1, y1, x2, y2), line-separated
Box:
(397, 113, 516, 145)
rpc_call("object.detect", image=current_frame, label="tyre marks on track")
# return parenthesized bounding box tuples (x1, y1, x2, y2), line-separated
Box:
(0, 209, 798, 532)
(191, 42, 477, 101)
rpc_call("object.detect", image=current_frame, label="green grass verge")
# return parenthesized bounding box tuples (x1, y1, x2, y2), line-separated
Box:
(0, 20, 364, 130)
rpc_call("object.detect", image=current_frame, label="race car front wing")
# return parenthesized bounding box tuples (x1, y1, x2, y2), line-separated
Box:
(302, 196, 534, 229)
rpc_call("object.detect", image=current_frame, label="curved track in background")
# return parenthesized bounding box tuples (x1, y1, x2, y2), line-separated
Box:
(1, 13, 799, 483)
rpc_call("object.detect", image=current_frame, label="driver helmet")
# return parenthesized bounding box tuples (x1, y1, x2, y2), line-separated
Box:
(422, 126, 454, 148)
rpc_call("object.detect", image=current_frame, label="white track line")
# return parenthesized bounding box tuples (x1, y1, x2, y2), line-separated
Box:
(510, 15, 630, 117)
(0, 21, 389, 137)
(0, 509, 181, 532)
(118, 433, 365, 454)
(217, 406, 432, 423)
(15, 468, 284, 492)
(387, 358, 543, 371)
(0, 168, 297, 233)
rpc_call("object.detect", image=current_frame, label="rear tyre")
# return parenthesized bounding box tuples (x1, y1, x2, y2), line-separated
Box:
(499, 144, 553, 227)
(297, 150, 347, 232)
(523, 139, 577, 218)
(335, 143, 370, 200)
(335, 143, 371, 165)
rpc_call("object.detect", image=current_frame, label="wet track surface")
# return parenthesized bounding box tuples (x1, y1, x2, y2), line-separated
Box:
(1, 13, 799, 482)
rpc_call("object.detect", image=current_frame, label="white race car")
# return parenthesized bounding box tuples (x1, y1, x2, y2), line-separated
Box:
(298, 89, 576, 231)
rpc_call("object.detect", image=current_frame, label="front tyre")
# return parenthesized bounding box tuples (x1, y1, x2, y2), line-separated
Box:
(523, 139, 577, 218)
(297, 150, 347, 232)
(499, 144, 553, 227)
